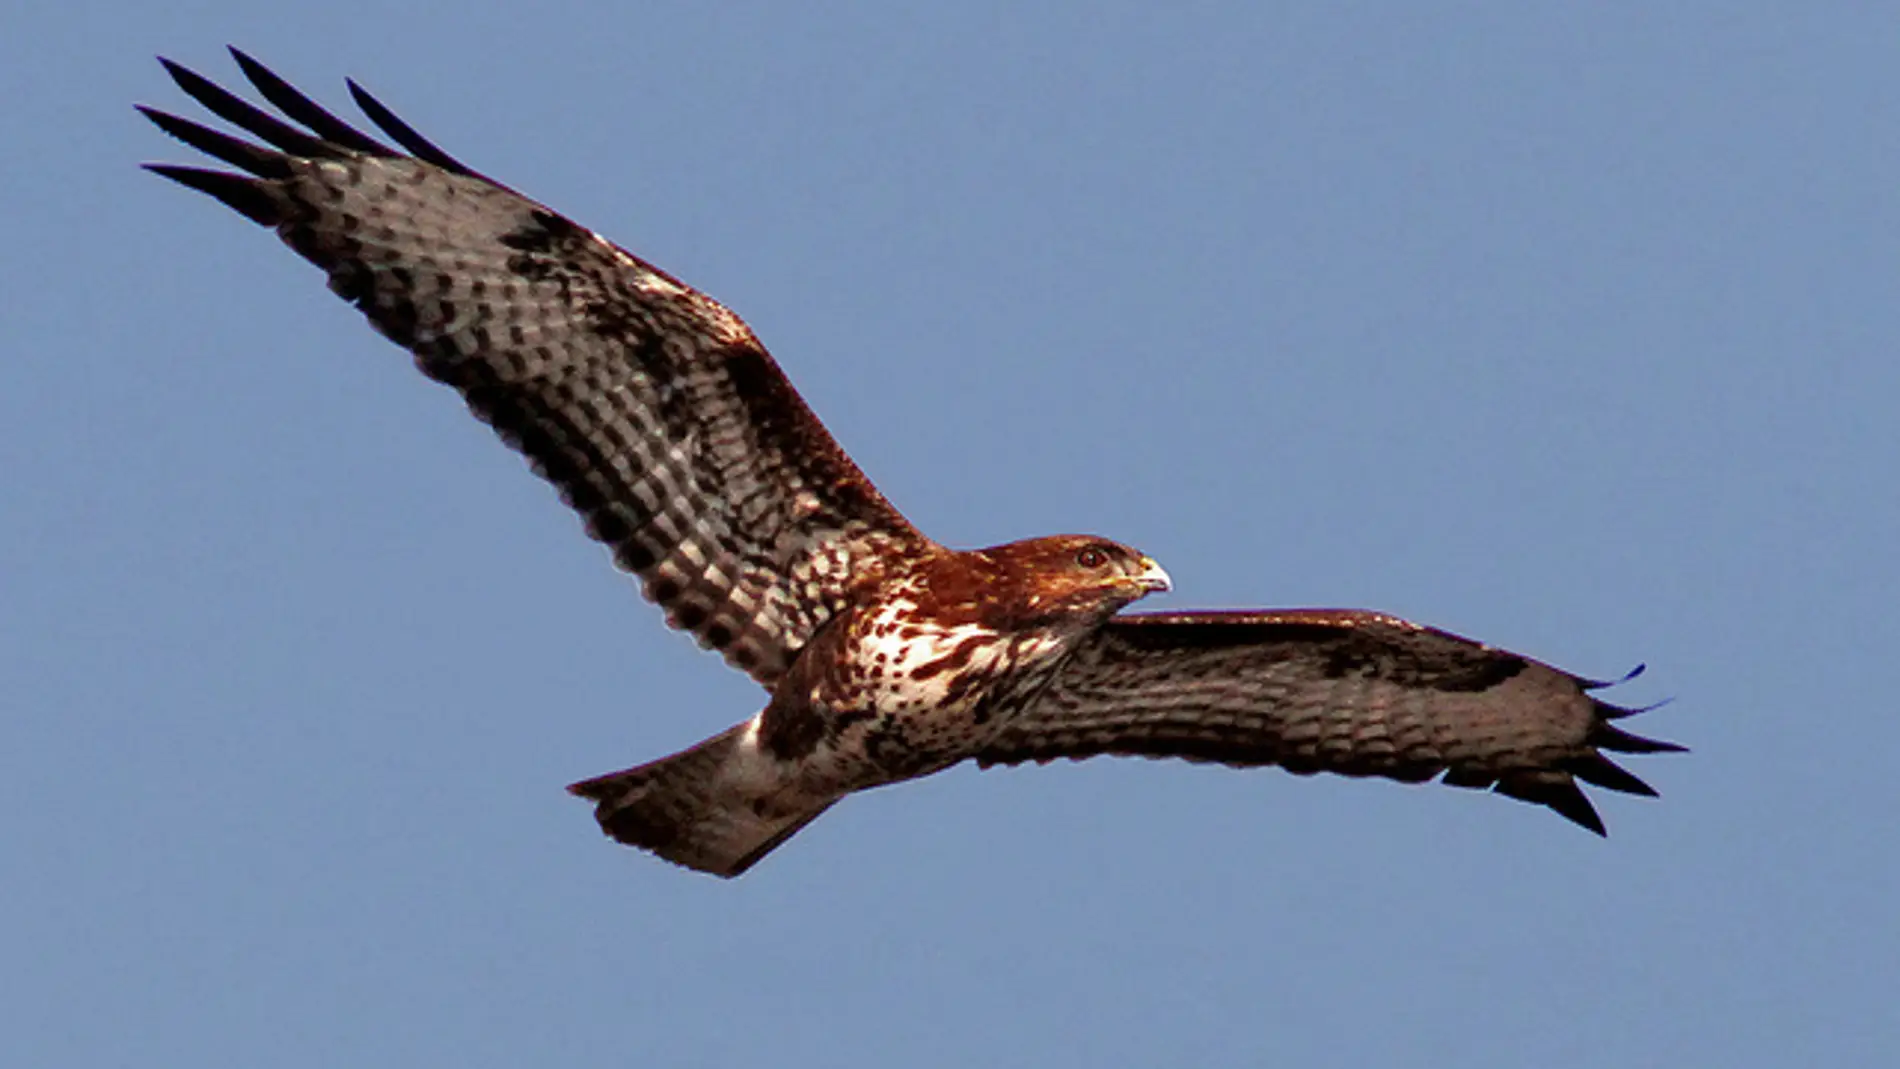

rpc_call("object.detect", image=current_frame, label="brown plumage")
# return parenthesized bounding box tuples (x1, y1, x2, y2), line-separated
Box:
(143, 50, 1681, 878)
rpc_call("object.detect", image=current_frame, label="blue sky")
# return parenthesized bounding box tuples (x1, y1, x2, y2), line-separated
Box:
(7, 4, 1897, 1066)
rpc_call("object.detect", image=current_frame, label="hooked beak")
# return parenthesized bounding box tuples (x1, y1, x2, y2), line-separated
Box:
(1131, 555, 1172, 595)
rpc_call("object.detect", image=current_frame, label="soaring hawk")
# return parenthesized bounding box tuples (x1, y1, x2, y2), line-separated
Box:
(142, 50, 1681, 877)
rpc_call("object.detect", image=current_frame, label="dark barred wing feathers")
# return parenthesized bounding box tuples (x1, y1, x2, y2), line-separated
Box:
(979, 610, 1681, 833)
(142, 51, 926, 686)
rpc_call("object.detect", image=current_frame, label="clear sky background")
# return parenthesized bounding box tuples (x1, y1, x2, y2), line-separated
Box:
(6, 4, 1896, 1066)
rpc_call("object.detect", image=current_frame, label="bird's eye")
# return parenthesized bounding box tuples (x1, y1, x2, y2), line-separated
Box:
(1075, 546, 1109, 569)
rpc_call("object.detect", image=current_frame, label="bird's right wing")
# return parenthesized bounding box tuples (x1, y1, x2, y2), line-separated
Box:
(141, 50, 932, 687)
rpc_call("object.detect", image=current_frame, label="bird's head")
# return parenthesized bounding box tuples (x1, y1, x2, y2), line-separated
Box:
(968, 534, 1171, 628)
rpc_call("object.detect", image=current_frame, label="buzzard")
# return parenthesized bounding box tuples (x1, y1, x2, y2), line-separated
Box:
(142, 50, 1681, 878)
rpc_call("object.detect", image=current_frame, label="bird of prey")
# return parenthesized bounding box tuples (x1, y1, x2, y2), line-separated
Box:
(141, 50, 1681, 878)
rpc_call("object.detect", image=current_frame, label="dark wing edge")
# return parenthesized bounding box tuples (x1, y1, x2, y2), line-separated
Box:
(140, 49, 929, 686)
(978, 609, 1683, 835)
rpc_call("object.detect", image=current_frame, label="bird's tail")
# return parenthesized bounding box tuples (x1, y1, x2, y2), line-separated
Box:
(567, 724, 834, 878)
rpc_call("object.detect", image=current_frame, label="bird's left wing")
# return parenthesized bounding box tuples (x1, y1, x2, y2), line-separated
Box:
(140, 51, 932, 687)
(977, 609, 1682, 833)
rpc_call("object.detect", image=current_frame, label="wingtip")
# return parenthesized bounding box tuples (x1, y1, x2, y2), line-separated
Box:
(157, 54, 213, 95)
(1582, 662, 1646, 691)
(1494, 774, 1610, 836)
(565, 776, 607, 801)
(1595, 720, 1688, 756)
(142, 164, 282, 226)
(138, 104, 294, 178)
(1566, 752, 1663, 798)
(226, 47, 279, 98)
(342, 76, 480, 177)
(1548, 785, 1609, 837)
